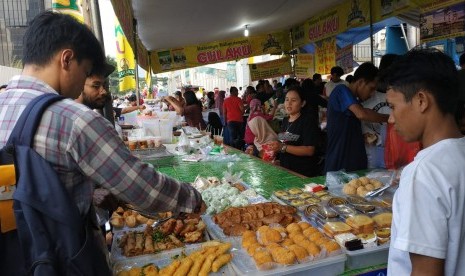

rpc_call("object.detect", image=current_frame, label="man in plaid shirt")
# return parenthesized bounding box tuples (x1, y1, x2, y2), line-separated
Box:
(0, 11, 203, 274)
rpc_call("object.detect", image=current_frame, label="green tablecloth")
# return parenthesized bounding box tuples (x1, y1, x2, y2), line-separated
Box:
(147, 148, 326, 198)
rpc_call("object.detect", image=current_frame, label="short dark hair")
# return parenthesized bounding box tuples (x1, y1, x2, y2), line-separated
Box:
(230, 86, 238, 95)
(330, 66, 344, 76)
(22, 11, 104, 71)
(353, 62, 378, 83)
(0, 84, 7, 89)
(380, 49, 459, 115)
(312, 73, 322, 81)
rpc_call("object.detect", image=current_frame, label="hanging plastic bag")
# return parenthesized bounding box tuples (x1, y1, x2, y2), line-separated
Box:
(384, 123, 421, 169)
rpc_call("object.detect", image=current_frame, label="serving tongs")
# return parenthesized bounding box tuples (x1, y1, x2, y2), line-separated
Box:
(365, 184, 391, 198)
(125, 204, 175, 228)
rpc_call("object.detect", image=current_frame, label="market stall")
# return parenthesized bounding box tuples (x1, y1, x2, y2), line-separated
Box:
(110, 130, 394, 275)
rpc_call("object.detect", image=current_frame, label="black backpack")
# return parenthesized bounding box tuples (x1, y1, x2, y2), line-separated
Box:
(0, 93, 111, 276)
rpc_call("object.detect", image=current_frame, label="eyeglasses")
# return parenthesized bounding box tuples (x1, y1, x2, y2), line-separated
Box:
(85, 83, 107, 92)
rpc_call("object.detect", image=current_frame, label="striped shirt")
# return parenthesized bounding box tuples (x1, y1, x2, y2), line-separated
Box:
(0, 75, 201, 216)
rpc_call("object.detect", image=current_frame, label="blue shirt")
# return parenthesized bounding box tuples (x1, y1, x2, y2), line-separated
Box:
(325, 84, 367, 172)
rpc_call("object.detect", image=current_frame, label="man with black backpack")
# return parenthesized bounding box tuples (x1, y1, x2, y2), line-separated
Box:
(0, 11, 204, 275)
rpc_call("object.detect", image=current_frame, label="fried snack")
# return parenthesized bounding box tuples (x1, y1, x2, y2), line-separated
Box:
(298, 192, 314, 199)
(371, 179, 384, 189)
(123, 232, 136, 256)
(212, 253, 232, 272)
(246, 242, 264, 255)
(281, 238, 295, 247)
(286, 223, 302, 234)
(184, 231, 203, 243)
(142, 264, 158, 276)
(123, 210, 133, 218)
(134, 233, 144, 255)
(159, 259, 181, 276)
(359, 177, 370, 186)
(111, 217, 124, 228)
(199, 253, 216, 276)
(143, 236, 155, 254)
(290, 233, 307, 244)
(136, 214, 149, 224)
(260, 228, 283, 244)
(308, 231, 324, 242)
(146, 219, 155, 226)
(125, 215, 137, 228)
(298, 222, 311, 230)
(126, 267, 142, 276)
(242, 230, 256, 240)
(187, 255, 206, 276)
(115, 206, 125, 214)
(287, 244, 309, 262)
(342, 185, 357, 195)
(300, 240, 320, 256)
(173, 257, 194, 276)
(242, 232, 258, 249)
(302, 227, 319, 237)
(356, 186, 368, 197)
(269, 246, 296, 265)
(321, 240, 341, 254)
(314, 236, 330, 246)
(252, 249, 274, 268)
(365, 184, 374, 191)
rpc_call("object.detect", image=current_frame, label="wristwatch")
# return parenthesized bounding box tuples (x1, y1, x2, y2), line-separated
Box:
(280, 144, 287, 153)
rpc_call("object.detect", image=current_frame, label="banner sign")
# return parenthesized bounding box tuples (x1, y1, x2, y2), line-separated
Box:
(336, 44, 354, 74)
(420, 1, 465, 43)
(294, 54, 315, 79)
(315, 37, 337, 75)
(52, 0, 84, 23)
(249, 57, 292, 81)
(115, 17, 136, 91)
(151, 31, 291, 73)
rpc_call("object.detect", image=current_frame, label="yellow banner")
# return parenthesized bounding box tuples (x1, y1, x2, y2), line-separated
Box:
(52, 0, 84, 23)
(249, 57, 292, 81)
(315, 37, 337, 75)
(151, 31, 291, 73)
(294, 54, 315, 79)
(115, 17, 136, 92)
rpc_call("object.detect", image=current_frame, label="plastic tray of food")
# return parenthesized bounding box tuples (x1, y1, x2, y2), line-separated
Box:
(111, 219, 209, 262)
(271, 188, 337, 212)
(230, 245, 346, 276)
(112, 241, 235, 276)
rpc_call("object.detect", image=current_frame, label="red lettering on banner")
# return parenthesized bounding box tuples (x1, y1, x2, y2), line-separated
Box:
(309, 16, 339, 41)
(197, 45, 252, 63)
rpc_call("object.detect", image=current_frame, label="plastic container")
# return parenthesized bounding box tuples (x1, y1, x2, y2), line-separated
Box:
(141, 119, 174, 143)
(345, 243, 389, 270)
(231, 247, 346, 276)
(124, 110, 138, 125)
(112, 242, 234, 275)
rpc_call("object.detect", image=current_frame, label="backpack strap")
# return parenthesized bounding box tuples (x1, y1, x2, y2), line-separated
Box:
(7, 93, 64, 147)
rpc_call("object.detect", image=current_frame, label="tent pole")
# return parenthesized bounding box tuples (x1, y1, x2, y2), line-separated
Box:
(399, 23, 410, 50)
(132, 18, 141, 107)
(369, 0, 374, 64)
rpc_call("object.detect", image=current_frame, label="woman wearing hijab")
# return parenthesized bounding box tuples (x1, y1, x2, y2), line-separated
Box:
(244, 99, 277, 146)
(247, 116, 278, 156)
